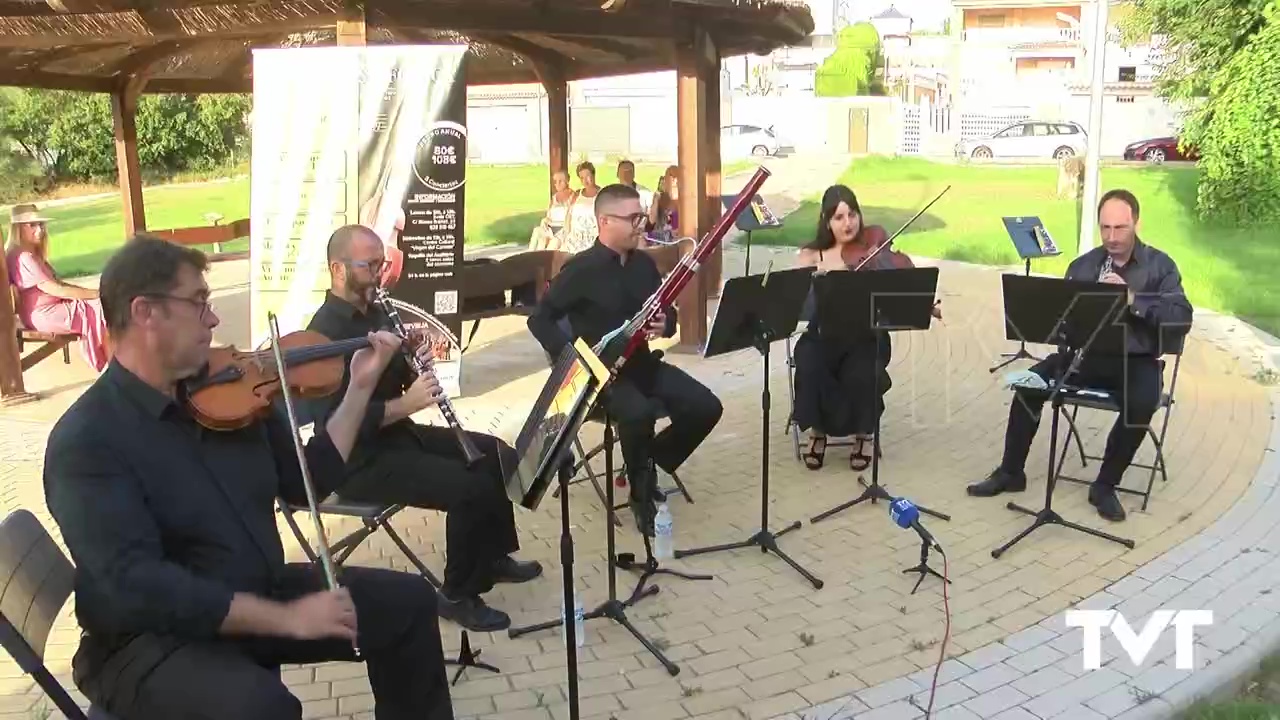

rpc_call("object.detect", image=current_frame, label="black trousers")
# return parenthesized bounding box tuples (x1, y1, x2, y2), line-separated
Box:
(339, 424, 520, 599)
(1002, 352, 1162, 487)
(604, 358, 723, 500)
(792, 329, 892, 437)
(74, 564, 452, 720)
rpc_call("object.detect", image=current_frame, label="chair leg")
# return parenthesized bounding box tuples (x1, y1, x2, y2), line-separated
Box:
(1053, 407, 1073, 482)
(282, 508, 322, 565)
(1066, 405, 1088, 466)
(667, 469, 695, 504)
(565, 437, 621, 527)
(381, 520, 444, 590)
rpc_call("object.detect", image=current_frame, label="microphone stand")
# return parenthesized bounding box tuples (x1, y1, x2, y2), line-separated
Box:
(902, 540, 949, 595)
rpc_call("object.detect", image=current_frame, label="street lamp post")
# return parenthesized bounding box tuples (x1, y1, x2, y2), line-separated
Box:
(1078, 0, 1109, 256)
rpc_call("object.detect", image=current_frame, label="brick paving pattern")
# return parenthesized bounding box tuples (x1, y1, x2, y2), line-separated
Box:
(0, 257, 1274, 720)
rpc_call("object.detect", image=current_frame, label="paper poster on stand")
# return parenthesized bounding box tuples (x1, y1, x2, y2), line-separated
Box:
(249, 44, 468, 397)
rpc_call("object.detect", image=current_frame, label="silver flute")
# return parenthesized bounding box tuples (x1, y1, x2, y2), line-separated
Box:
(372, 288, 485, 467)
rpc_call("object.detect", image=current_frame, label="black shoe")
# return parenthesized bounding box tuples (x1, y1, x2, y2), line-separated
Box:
(437, 593, 511, 632)
(1089, 483, 1126, 522)
(966, 468, 1027, 497)
(630, 494, 658, 537)
(493, 556, 543, 584)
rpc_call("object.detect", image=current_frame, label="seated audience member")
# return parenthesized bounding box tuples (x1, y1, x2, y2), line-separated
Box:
(646, 166, 681, 244)
(528, 170, 580, 251)
(44, 234, 454, 720)
(557, 161, 602, 254)
(4, 203, 110, 371)
(306, 224, 542, 632)
(616, 159, 653, 215)
(967, 189, 1193, 522)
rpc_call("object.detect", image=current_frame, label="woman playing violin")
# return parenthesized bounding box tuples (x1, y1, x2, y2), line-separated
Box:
(791, 184, 940, 471)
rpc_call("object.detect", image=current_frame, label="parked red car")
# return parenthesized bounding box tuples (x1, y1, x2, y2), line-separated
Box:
(1122, 136, 1199, 163)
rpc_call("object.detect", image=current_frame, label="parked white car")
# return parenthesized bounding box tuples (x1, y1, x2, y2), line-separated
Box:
(955, 121, 1088, 160)
(721, 124, 782, 158)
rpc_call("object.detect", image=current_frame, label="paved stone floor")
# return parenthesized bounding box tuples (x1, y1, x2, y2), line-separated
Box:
(1, 246, 1277, 720)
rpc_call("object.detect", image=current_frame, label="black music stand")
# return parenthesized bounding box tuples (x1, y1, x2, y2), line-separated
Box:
(722, 193, 783, 276)
(444, 631, 500, 685)
(808, 268, 953, 525)
(990, 216, 1062, 373)
(508, 404, 681, 678)
(990, 274, 1136, 559)
(674, 266, 824, 590)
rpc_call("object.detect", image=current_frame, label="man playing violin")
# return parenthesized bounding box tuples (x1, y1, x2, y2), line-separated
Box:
(792, 184, 941, 472)
(528, 183, 724, 535)
(305, 224, 541, 634)
(968, 189, 1193, 522)
(44, 234, 455, 720)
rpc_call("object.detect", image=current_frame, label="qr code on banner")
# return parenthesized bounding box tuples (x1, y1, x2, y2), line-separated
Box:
(434, 290, 459, 315)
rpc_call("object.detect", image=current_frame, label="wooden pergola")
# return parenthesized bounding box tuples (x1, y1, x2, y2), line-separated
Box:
(0, 0, 814, 404)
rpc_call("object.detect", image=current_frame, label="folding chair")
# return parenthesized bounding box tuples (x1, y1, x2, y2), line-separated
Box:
(277, 498, 442, 590)
(1052, 343, 1184, 512)
(782, 333, 860, 463)
(0, 510, 115, 720)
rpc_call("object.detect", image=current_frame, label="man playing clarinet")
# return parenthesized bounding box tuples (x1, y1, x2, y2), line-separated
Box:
(44, 234, 455, 719)
(305, 224, 542, 634)
(528, 183, 724, 535)
(967, 189, 1193, 522)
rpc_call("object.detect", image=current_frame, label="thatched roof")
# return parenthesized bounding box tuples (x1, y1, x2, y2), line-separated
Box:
(0, 0, 815, 92)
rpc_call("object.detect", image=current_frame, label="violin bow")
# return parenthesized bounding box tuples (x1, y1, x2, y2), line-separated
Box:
(266, 312, 360, 658)
(851, 185, 952, 272)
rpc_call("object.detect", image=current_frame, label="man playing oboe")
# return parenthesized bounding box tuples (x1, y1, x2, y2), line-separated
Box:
(306, 224, 542, 633)
(967, 190, 1193, 522)
(528, 183, 724, 535)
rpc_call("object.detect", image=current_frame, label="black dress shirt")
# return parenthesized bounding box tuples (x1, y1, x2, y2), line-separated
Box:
(305, 291, 419, 465)
(43, 360, 346, 647)
(527, 240, 677, 367)
(1064, 239, 1193, 356)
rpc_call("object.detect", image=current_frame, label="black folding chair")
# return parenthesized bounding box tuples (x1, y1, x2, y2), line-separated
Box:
(0, 509, 115, 720)
(1053, 345, 1185, 512)
(782, 332, 861, 464)
(276, 498, 443, 589)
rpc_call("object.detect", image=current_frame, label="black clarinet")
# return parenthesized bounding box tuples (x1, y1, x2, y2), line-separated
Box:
(373, 288, 484, 467)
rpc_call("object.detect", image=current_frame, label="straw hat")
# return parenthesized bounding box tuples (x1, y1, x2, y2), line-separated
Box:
(10, 203, 49, 225)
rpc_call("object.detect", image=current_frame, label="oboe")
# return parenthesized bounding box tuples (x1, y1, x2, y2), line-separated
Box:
(373, 288, 485, 467)
(1099, 255, 1113, 281)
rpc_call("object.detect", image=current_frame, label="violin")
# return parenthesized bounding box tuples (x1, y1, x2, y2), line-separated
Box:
(184, 330, 372, 431)
(840, 224, 915, 271)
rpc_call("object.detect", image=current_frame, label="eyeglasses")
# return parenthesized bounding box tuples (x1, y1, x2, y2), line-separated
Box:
(604, 213, 647, 229)
(346, 258, 387, 273)
(144, 293, 214, 320)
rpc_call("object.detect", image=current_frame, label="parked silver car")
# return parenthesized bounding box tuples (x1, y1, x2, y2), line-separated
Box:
(955, 121, 1088, 160)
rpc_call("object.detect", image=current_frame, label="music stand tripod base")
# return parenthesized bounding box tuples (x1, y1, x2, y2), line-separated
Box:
(992, 499, 1135, 559)
(618, 535, 713, 605)
(507, 407, 682, 678)
(444, 631, 501, 685)
(675, 268, 824, 591)
(902, 541, 949, 595)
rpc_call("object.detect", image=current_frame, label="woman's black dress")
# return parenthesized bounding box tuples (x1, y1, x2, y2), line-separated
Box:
(791, 253, 894, 439)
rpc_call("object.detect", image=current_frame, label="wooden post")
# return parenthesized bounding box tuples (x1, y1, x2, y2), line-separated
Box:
(0, 255, 36, 405)
(337, 0, 367, 45)
(703, 43, 723, 297)
(536, 62, 570, 197)
(675, 29, 710, 350)
(110, 75, 146, 237)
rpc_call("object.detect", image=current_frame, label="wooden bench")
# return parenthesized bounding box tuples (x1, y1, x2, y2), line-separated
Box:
(10, 285, 78, 371)
(150, 214, 250, 262)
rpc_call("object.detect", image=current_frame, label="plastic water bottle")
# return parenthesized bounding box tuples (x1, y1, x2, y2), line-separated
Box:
(654, 504, 674, 560)
(562, 590, 584, 648)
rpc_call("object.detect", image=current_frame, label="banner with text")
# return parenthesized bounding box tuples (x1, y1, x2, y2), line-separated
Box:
(250, 44, 468, 396)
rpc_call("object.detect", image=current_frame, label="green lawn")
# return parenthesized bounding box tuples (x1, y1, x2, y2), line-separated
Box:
(41, 160, 756, 278)
(751, 157, 1280, 336)
(1178, 653, 1280, 718)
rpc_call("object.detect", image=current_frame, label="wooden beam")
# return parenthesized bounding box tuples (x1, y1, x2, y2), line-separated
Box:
(0, 259, 36, 406)
(0, 69, 111, 91)
(537, 61, 569, 198)
(374, 5, 675, 40)
(674, 26, 710, 350)
(336, 0, 365, 46)
(703, 40, 723, 296)
(111, 73, 145, 237)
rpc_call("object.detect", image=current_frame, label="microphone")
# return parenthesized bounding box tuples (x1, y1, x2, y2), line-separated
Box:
(890, 498, 943, 553)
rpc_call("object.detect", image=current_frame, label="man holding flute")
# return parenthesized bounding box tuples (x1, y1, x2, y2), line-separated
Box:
(305, 224, 541, 634)
(44, 234, 455, 720)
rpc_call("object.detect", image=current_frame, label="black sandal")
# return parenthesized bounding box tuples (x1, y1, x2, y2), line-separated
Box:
(803, 436, 827, 470)
(850, 436, 873, 471)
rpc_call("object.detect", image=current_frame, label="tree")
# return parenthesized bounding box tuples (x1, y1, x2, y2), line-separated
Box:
(815, 23, 884, 97)
(1123, 0, 1280, 223)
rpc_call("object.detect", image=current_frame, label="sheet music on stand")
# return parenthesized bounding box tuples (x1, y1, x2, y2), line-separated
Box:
(723, 192, 783, 276)
(1001, 216, 1062, 263)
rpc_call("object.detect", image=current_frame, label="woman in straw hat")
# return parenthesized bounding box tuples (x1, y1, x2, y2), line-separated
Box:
(4, 203, 110, 372)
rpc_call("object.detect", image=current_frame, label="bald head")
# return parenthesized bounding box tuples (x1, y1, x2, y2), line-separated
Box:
(326, 224, 385, 303)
